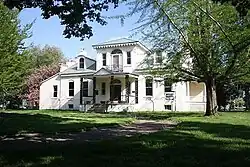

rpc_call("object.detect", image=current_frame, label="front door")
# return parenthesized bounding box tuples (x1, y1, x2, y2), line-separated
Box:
(110, 85, 121, 102)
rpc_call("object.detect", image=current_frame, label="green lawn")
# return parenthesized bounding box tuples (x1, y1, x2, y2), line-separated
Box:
(0, 110, 134, 135)
(1, 110, 250, 167)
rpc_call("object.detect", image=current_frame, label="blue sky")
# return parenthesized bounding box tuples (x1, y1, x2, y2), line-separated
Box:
(18, 4, 143, 59)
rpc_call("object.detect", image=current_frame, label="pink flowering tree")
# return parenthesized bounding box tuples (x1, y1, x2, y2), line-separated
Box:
(24, 64, 60, 108)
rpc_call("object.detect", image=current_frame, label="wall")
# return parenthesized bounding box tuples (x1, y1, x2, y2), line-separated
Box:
(95, 45, 148, 73)
(40, 75, 93, 110)
(175, 82, 189, 111)
(133, 75, 166, 111)
(39, 75, 60, 110)
(189, 82, 205, 102)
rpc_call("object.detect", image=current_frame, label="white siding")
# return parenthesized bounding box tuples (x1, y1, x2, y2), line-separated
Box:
(40, 75, 93, 110)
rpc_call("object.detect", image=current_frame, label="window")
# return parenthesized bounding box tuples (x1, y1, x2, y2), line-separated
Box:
(79, 58, 84, 68)
(102, 53, 106, 66)
(82, 81, 88, 97)
(146, 78, 153, 96)
(165, 105, 172, 110)
(111, 49, 122, 54)
(155, 51, 163, 63)
(101, 82, 106, 95)
(53, 85, 58, 97)
(164, 79, 172, 92)
(68, 104, 74, 109)
(127, 51, 131, 64)
(69, 81, 74, 96)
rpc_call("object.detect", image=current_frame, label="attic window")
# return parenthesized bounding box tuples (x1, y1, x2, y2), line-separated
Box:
(79, 58, 84, 68)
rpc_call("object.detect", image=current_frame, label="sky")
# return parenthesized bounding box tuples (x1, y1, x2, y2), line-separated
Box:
(18, 4, 143, 60)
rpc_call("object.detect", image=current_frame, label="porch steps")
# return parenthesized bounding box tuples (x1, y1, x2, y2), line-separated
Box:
(87, 104, 108, 113)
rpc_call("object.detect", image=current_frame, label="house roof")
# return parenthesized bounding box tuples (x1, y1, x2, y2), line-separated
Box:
(93, 68, 113, 76)
(93, 38, 139, 46)
(60, 68, 95, 75)
(92, 38, 151, 52)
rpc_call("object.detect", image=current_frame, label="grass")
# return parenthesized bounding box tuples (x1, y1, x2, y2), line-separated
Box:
(0, 110, 250, 167)
(0, 110, 134, 135)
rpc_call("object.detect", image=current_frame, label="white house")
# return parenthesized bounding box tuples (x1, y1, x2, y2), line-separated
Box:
(39, 38, 206, 112)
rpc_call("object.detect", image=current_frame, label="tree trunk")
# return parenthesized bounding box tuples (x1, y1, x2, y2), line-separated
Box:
(244, 84, 250, 110)
(205, 77, 217, 116)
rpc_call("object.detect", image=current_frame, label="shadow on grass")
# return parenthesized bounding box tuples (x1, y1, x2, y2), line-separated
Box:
(0, 117, 250, 167)
(179, 121, 250, 140)
(84, 112, 203, 120)
(0, 112, 120, 136)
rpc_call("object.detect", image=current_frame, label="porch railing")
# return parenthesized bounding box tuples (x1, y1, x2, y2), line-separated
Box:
(106, 65, 123, 72)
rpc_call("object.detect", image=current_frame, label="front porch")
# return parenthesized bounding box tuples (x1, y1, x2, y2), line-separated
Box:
(94, 75, 137, 104)
(79, 68, 139, 112)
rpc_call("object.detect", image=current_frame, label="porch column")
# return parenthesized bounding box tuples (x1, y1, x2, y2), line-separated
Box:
(80, 77, 83, 105)
(135, 78, 138, 104)
(110, 76, 114, 101)
(125, 75, 129, 103)
(93, 77, 96, 103)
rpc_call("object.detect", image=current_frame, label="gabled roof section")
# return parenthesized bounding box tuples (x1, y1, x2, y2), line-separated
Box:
(93, 38, 138, 46)
(94, 68, 113, 76)
(92, 38, 150, 52)
(60, 67, 95, 75)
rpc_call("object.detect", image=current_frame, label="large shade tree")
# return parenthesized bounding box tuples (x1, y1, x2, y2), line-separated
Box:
(3, 0, 249, 40)
(125, 0, 250, 115)
(27, 45, 66, 68)
(0, 2, 31, 108)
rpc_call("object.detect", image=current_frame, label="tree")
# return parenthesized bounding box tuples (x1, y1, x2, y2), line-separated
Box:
(24, 64, 60, 108)
(23, 45, 65, 108)
(0, 2, 31, 109)
(4, 0, 120, 40)
(27, 45, 66, 68)
(212, 0, 250, 17)
(126, 0, 250, 115)
(3, 0, 248, 40)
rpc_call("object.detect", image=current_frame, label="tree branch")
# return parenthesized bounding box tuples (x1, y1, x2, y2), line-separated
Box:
(153, 0, 207, 75)
(191, 1, 238, 78)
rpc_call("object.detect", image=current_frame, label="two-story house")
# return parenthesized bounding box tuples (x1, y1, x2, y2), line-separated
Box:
(39, 38, 206, 112)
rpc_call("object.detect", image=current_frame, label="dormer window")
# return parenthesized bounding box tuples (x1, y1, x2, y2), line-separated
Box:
(79, 58, 84, 68)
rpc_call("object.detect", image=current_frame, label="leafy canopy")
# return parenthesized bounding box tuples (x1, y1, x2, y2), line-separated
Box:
(4, 0, 248, 40)
(4, 0, 120, 40)
(127, 0, 250, 83)
(26, 45, 66, 68)
(0, 2, 31, 105)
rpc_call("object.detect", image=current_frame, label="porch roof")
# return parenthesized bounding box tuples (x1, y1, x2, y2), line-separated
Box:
(82, 68, 139, 78)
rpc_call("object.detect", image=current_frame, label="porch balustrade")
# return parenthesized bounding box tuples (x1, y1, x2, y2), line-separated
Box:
(106, 65, 123, 72)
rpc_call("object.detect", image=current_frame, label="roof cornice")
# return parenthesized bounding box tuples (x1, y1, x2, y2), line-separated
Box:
(92, 42, 138, 49)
